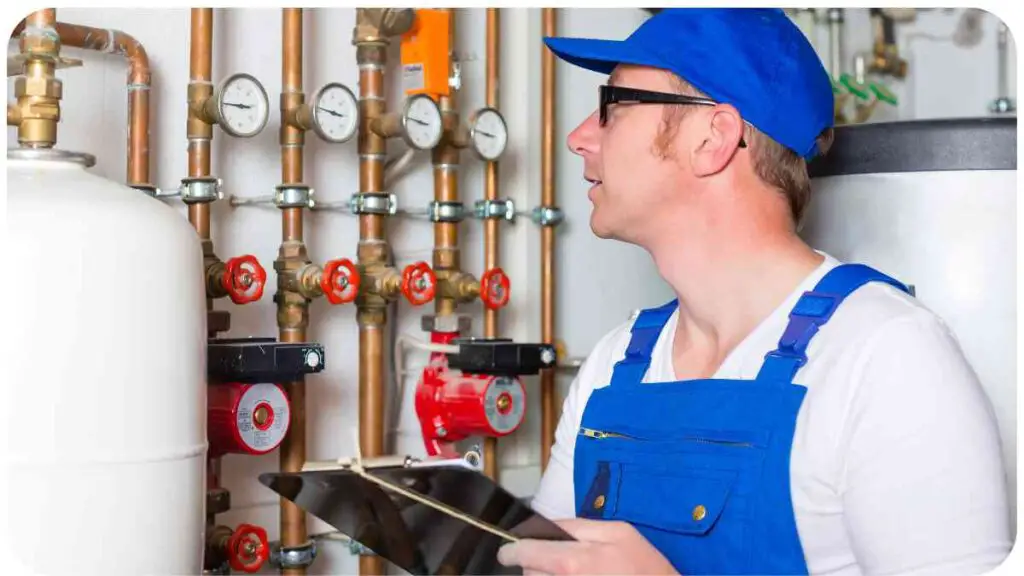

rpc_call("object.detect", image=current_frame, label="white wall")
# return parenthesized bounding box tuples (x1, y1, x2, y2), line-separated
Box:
(7, 7, 1014, 575)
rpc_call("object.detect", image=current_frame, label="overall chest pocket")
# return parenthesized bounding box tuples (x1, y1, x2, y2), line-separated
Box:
(576, 429, 760, 574)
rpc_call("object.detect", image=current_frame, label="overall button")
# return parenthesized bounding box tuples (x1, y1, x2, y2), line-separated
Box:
(692, 505, 707, 521)
(593, 495, 606, 509)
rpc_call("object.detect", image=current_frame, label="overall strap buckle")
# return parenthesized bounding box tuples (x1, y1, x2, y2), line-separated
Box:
(757, 264, 910, 384)
(610, 300, 678, 388)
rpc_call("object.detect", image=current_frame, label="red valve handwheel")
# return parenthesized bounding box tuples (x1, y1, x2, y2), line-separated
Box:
(322, 258, 360, 304)
(227, 523, 269, 573)
(402, 261, 436, 306)
(222, 255, 267, 304)
(480, 267, 510, 310)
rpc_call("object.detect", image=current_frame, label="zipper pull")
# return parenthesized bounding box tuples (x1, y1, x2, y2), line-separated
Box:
(580, 427, 608, 439)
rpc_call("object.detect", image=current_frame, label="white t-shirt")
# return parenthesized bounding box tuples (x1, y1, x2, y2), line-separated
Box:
(531, 253, 1012, 575)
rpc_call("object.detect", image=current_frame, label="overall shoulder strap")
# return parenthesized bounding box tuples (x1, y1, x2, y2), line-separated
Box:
(756, 263, 910, 384)
(608, 300, 678, 388)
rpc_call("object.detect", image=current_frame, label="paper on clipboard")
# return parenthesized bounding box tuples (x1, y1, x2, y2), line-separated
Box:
(259, 461, 573, 575)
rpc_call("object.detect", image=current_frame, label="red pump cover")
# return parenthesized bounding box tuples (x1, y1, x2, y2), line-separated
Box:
(415, 331, 526, 458)
(208, 383, 291, 457)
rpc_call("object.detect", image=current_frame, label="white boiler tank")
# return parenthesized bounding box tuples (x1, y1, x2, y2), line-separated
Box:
(6, 148, 208, 573)
(802, 117, 1017, 533)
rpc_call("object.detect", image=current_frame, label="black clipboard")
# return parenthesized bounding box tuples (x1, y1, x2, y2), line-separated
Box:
(259, 461, 573, 575)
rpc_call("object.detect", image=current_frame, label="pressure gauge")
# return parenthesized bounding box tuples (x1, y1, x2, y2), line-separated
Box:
(310, 82, 359, 143)
(215, 72, 270, 138)
(400, 94, 443, 150)
(468, 107, 508, 161)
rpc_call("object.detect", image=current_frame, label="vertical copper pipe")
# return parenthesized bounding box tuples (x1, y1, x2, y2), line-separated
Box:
(433, 8, 460, 321)
(356, 19, 388, 574)
(11, 21, 152, 186)
(188, 8, 212, 241)
(540, 8, 557, 470)
(481, 7, 501, 481)
(279, 9, 308, 575)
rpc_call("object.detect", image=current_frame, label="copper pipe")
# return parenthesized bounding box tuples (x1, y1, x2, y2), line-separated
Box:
(540, 8, 558, 470)
(188, 8, 213, 239)
(26, 9, 55, 28)
(481, 7, 501, 481)
(277, 8, 310, 575)
(355, 12, 390, 576)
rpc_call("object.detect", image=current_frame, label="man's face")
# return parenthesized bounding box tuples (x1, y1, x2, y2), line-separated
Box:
(567, 64, 696, 245)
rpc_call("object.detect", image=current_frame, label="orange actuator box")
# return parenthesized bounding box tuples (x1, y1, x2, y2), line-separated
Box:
(400, 9, 451, 99)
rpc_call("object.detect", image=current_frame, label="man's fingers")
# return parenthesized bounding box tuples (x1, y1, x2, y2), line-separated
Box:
(498, 539, 585, 573)
(554, 518, 630, 543)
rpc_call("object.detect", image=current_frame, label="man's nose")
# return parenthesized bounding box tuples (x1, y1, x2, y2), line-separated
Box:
(567, 110, 600, 158)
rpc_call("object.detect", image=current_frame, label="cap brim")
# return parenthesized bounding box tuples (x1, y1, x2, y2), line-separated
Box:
(543, 37, 662, 76)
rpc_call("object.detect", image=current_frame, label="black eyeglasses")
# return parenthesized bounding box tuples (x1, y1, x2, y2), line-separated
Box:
(599, 84, 747, 148)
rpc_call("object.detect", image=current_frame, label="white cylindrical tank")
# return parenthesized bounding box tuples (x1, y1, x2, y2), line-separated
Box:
(802, 117, 1017, 533)
(6, 148, 208, 573)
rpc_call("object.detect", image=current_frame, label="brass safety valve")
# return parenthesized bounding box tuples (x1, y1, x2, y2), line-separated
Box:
(9, 11, 83, 148)
(360, 261, 437, 306)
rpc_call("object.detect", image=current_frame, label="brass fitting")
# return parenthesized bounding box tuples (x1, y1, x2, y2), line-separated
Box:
(436, 270, 479, 302)
(292, 263, 326, 300)
(202, 240, 229, 299)
(187, 82, 217, 138)
(12, 20, 65, 148)
(282, 92, 313, 133)
(440, 109, 470, 149)
(869, 46, 907, 79)
(353, 8, 414, 44)
(274, 240, 313, 338)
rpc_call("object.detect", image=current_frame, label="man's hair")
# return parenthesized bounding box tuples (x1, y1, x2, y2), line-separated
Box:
(657, 73, 834, 226)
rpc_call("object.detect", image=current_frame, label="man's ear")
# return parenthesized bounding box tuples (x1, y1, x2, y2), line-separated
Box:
(690, 104, 745, 177)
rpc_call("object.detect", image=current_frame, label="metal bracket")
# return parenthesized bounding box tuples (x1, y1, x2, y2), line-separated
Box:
(275, 184, 315, 209)
(271, 540, 317, 570)
(428, 201, 465, 223)
(473, 198, 516, 222)
(179, 177, 223, 204)
(350, 192, 397, 215)
(531, 205, 564, 227)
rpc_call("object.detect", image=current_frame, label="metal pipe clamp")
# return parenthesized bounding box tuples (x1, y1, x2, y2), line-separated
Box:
(531, 205, 564, 227)
(271, 540, 317, 570)
(349, 192, 397, 215)
(473, 198, 516, 222)
(275, 184, 314, 209)
(428, 201, 465, 222)
(179, 176, 222, 204)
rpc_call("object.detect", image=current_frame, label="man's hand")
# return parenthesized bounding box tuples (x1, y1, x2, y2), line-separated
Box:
(497, 518, 679, 575)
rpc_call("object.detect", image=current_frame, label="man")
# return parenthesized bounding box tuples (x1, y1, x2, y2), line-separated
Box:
(497, 8, 1011, 576)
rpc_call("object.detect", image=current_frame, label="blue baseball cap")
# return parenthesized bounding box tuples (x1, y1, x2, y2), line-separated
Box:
(544, 8, 834, 160)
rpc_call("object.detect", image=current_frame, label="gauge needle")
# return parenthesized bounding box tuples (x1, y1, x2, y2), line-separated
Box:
(476, 129, 496, 138)
(223, 102, 252, 109)
(318, 106, 345, 118)
(408, 116, 429, 126)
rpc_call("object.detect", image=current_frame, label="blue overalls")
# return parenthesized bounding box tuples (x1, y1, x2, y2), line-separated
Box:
(573, 264, 910, 575)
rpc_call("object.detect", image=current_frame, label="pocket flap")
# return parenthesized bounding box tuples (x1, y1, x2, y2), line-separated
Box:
(610, 466, 738, 536)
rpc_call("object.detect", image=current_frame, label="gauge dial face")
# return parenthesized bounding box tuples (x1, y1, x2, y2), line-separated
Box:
(401, 94, 443, 150)
(217, 73, 269, 138)
(470, 107, 508, 161)
(311, 83, 358, 143)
